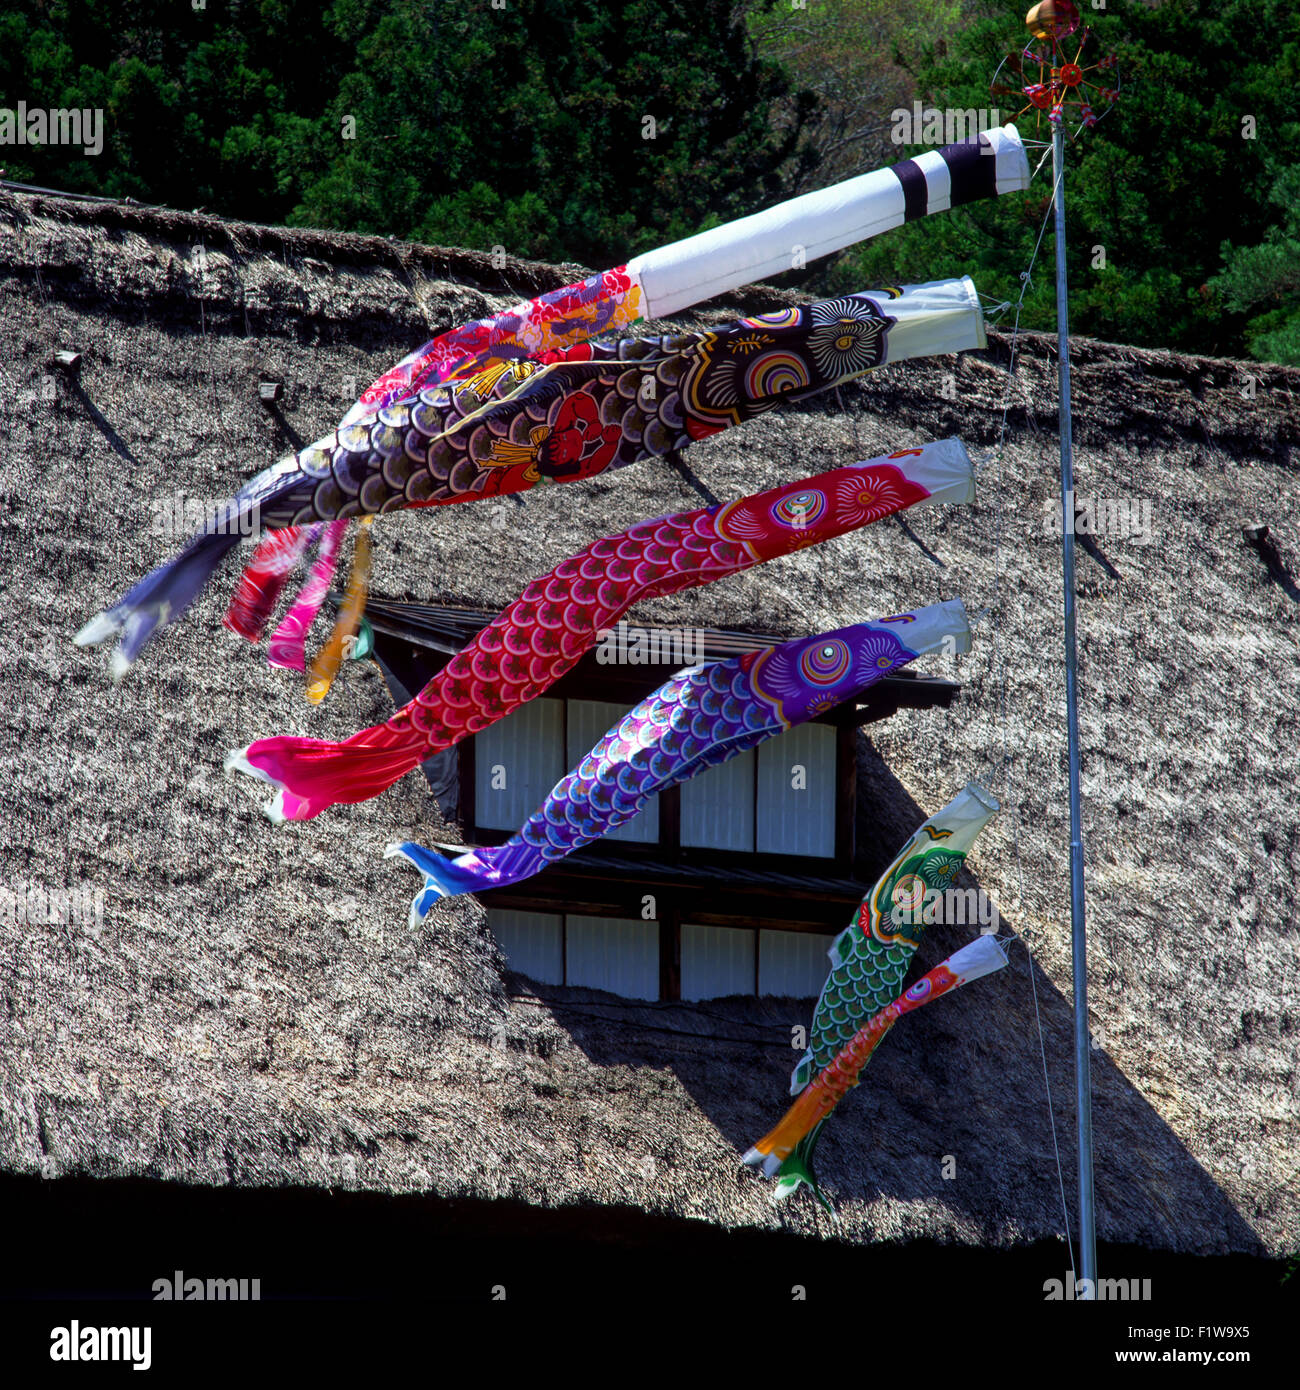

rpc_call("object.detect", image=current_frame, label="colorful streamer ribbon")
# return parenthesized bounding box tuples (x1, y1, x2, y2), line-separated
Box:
(304, 517, 373, 705)
(266, 520, 350, 672)
(222, 525, 317, 641)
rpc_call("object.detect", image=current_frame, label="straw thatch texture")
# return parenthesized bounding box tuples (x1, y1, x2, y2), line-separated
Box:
(1, 188, 1295, 1257)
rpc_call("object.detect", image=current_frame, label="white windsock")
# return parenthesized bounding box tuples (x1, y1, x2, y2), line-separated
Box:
(628, 126, 1031, 317)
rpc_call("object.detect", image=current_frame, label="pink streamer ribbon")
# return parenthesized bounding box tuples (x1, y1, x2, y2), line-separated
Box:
(266, 520, 349, 672)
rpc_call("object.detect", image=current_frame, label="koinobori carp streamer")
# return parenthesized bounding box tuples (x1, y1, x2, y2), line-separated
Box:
(742, 935, 1009, 1188)
(773, 780, 1000, 1201)
(75, 277, 986, 675)
(385, 600, 972, 921)
(227, 125, 1021, 656)
(231, 129, 1024, 662)
(794, 781, 1001, 1086)
(225, 439, 977, 821)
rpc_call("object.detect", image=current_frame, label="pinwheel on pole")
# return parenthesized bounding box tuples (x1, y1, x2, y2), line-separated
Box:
(991, 1, 1121, 138)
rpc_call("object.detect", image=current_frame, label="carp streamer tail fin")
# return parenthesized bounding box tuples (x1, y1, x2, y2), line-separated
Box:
(742, 1122, 834, 1210)
(225, 728, 428, 822)
(773, 1130, 833, 1210)
(73, 529, 242, 677)
(384, 841, 487, 926)
(743, 1089, 832, 1180)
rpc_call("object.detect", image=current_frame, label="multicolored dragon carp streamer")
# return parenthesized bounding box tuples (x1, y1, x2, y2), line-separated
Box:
(386, 600, 972, 923)
(75, 277, 987, 675)
(772, 780, 1000, 1201)
(743, 935, 1009, 1183)
(225, 439, 976, 821)
(74, 128, 1027, 676)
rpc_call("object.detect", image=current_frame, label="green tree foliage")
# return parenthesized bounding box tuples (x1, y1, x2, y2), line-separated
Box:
(297, 0, 818, 261)
(821, 0, 1300, 363)
(0, 0, 814, 266)
(1211, 162, 1300, 364)
(0, 1, 348, 213)
(744, 0, 961, 190)
(2, 0, 1298, 361)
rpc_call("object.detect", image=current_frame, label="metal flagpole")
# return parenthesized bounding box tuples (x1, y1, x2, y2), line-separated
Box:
(1050, 120, 1097, 1295)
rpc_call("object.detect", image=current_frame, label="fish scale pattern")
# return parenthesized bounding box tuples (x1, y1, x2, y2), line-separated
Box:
(231, 456, 936, 820)
(804, 847, 967, 1074)
(242, 292, 897, 528)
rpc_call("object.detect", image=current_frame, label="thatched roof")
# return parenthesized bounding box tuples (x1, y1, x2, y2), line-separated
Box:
(1, 186, 1296, 1260)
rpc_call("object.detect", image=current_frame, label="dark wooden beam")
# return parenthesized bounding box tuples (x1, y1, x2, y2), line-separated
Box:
(674, 910, 841, 935)
(481, 883, 852, 933)
(368, 614, 961, 727)
(659, 901, 681, 1002)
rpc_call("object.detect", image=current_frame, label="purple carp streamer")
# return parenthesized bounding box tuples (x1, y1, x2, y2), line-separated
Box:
(386, 600, 971, 923)
(75, 276, 985, 675)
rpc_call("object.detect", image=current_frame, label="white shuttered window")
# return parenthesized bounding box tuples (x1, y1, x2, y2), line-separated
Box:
(681, 923, 756, 1000)
(489, 912, 834, 1003)
(758, 928, 836, 998)
(489, 909, 563, 985)
(565, 916, 660, 1000)
(474, 698, 564, 831)
(756, 724, 837, 858)
(680, 748, 755, 851)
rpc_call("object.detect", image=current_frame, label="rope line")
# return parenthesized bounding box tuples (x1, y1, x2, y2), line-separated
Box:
(983, 151, 1078, 1275)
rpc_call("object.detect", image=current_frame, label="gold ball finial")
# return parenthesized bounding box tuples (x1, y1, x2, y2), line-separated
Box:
(1025, 1, 1080, 41)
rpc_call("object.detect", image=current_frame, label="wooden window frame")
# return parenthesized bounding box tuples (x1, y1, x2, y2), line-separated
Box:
(488, 904, 844, 1005)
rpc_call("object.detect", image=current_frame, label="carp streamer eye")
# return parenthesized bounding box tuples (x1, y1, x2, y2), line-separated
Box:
(771, 489, 827, 529)
(799, 639, 852, 686)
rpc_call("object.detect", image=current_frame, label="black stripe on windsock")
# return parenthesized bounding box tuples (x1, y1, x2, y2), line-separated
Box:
(893, 159, 929, 223)
(945, 134, 1000, 208)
